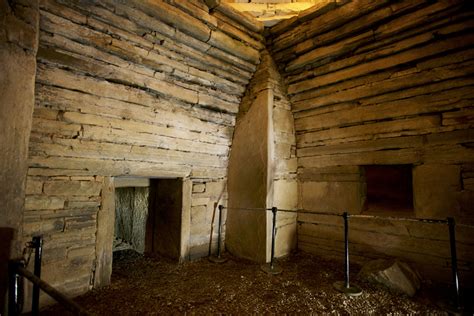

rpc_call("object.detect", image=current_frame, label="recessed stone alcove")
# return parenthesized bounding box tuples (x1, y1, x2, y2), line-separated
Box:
(114, 178, 150, 254)
(112, 177, 189, 260)
(362, 165, 414, 215)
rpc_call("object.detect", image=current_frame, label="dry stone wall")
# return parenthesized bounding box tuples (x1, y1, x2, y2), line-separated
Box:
(267, 0, 474, 282)
(189, 179, 227, 259)
(24, 0, 263, 297)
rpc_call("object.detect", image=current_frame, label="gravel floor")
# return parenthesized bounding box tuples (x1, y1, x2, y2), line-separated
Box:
(41, 250, 464, 315)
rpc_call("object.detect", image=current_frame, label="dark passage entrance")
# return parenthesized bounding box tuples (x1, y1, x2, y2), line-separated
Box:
(114, 178, 182, 260)
(145, 179, 182, 259)
(363, 165, 414, 214)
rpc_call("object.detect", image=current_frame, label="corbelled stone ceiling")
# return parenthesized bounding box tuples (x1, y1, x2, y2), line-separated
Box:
(225, 0, 323, 26)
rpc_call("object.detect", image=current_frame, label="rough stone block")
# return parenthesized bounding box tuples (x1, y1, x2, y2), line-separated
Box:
(41, 246, 67, 264)
(463, 178, 474, 191)
(358, 259, 421, 297)
(275, 221, 296, 257)
(25, 196, 65, 210)
(300, 181, 364, 212)
(273, 107, 294, 133)
(191, 205, 208, 225)
(188, 243, 211, 261)
(41, 259, 93, 286)
(67, 246, 95, 259)
(66, 201, 101, 209)
(275, 161, 297, 177)
(192, 183, 206, 193)
(114, 177, 149, 188)
(459, 190, 474, 218)
(274, 143, 292, 159)
(26, 179, 43, 195)
(413, 164, 461, 218)
(5, 14, 38, 52)
(204, 181, 226, 198)
(44, 180, 102, 196)
(191, 197, 210, 206)
(190, 223, 211, 237)
(23, 218, 65, 235)
(70, 176, 96, 181)
(273, 179, 297, 210)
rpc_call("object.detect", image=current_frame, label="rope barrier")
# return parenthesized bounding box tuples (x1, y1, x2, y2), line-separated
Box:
(457, 223, 474, 229)
(347, 214, 448, 224)
(217, 204, 467, 309)
(222, 206, 473, 227)
(279, 208, 343, 217)
(223, 206, 269, 212)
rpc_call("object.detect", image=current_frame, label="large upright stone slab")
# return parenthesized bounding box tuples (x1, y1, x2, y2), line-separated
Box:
(94, 177, 115, 288)
(227, 50, 298, 263)
(227, 89, 273, 263)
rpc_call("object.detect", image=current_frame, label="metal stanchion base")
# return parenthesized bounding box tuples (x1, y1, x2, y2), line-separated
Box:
(208, 256, 228, 264)
(260, 263, 283, 275)
(333, 281, 363, 297)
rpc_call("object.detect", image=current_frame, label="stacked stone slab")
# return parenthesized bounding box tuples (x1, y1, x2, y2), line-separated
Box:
(267, 0, 474, 283)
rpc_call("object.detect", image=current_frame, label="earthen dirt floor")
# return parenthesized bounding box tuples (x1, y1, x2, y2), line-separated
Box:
(42, 250, 462, 315)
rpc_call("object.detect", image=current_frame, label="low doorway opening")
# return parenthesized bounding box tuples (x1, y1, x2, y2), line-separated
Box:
(113, 178, 183, 259)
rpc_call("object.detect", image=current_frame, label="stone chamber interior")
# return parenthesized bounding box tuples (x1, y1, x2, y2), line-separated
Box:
(1, 0, 473, 314)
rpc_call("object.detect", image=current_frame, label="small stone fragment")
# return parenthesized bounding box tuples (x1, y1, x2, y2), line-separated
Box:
(358, 259, 421, 297)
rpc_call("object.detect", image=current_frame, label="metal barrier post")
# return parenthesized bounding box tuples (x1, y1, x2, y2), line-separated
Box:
(209, 205, 227, 263)
(448, 217, 461, 311)
(8, 236, 89, 316)
(8, 260, 20, 316)
(32, 236, 43, 316)
(8, 261, 16, 316)
(261, 207, 282, 275)
(217, 205, 223, 259)
(344, 212, 350, 288)
(333, 212, 362, 296)
(270, 207, 277, 269)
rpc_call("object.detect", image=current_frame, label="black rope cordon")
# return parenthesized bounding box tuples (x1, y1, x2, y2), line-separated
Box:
(222, 206, 474, 227)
